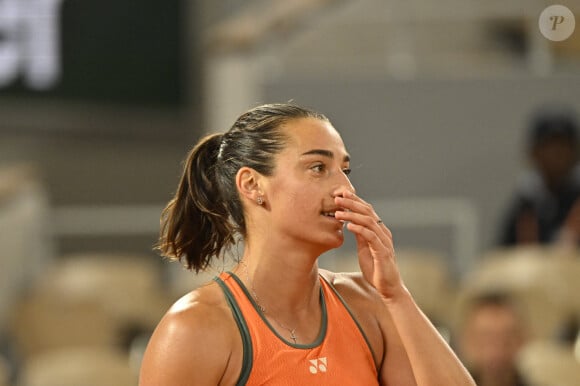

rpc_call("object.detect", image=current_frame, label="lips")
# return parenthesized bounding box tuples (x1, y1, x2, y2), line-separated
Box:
(321, 208, 346, 221)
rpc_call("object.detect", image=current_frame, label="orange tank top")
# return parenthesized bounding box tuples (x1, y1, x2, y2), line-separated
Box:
(215, 272, 380, 385)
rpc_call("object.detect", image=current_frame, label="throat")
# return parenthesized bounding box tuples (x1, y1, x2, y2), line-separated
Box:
(259, 294, 326, 346)
(240, 270, 325, 345)
(237, 260, 325, 345)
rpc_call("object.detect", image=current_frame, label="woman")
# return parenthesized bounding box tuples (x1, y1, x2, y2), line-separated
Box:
(139, 103, 475, 385)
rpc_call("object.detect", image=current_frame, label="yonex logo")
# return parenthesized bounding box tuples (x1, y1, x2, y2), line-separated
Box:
(308, 357, 327, 374)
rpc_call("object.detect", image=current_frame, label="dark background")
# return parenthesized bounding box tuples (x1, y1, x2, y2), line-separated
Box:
(1, 0, 187, 108)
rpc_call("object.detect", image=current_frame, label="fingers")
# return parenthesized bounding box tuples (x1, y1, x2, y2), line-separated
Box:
(333, 192, 393, 245)
(335, 191, 373, 217)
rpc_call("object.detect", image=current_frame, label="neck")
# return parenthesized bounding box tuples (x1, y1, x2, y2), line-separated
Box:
(233, 238, 326, 343)
(237, 248, 320, 314)
(234, 226, 334, 343)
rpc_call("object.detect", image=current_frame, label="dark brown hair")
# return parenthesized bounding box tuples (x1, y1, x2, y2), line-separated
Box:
(157, 103, 328, 272)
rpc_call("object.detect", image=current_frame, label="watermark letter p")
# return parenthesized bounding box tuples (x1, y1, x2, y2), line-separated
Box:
(550, 15, 566, 30)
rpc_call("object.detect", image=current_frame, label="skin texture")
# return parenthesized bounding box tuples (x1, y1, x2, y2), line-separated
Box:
(139, 118, 476, 386)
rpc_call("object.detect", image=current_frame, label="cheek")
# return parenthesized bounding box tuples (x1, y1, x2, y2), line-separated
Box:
(273, 184, 322, 224)
(284, 185, 314, 213)
(270, 179, 305, 212)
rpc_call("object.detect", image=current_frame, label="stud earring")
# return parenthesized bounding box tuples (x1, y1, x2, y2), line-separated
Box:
(257, 196, 264, 205)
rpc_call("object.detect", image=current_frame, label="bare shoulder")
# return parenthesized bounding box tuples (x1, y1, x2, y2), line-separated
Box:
(139, 281, 242, 386)
(319, 269, 383, 306)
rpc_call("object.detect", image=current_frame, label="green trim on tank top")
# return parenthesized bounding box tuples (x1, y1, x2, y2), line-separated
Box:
(319, 275, 379, 372)
(226, 271, 328, 349)
(214, 276, 253, 386)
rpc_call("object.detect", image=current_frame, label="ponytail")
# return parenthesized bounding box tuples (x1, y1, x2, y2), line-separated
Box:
(157, 133, 236, 272)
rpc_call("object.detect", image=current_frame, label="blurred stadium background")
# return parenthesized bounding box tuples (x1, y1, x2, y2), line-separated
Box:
(1, 1, 579, 385)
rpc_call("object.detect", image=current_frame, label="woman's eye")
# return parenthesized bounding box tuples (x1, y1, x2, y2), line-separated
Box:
(312, 164, 325, 173)
(342, 168, 352, 176)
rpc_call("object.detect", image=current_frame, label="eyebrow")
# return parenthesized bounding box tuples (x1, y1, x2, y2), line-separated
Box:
(301, 149, 350, 162)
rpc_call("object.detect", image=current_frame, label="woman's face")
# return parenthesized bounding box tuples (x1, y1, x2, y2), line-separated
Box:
(261, 117, 355, 252)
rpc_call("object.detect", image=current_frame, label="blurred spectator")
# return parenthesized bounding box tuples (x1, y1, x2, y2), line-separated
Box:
(498, 107, 580, 246)
(457, 292, 530, 386)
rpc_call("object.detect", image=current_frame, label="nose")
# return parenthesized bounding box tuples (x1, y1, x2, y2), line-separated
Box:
(332, 172, 356, 198)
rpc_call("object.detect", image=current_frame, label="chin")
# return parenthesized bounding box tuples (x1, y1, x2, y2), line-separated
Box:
(320, 231, 345, 250)
(293, 227, 345, 253)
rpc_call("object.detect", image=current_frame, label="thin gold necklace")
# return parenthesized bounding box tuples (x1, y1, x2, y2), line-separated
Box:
(241, 261, 298, 344)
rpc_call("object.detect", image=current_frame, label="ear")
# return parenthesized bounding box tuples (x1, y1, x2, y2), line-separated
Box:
(236, 166, 263, 203)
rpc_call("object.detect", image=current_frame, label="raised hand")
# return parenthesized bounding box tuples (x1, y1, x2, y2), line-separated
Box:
(334, 191, 406, 300)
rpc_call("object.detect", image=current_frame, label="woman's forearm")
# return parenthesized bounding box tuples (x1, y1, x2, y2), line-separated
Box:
(384, 288, 476, 386)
